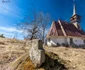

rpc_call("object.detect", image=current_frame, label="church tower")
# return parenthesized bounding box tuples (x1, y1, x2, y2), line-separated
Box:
(70, 0, 81, 29)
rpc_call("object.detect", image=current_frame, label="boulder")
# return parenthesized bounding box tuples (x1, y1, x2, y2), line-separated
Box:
(29, 39, 45, 68)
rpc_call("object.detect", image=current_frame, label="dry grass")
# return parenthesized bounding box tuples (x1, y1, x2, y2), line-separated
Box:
(20, 57, 35, 70)
(44, 46, 85, 70)
(0, 37, 30, 70)
(1, 37, 85, 70)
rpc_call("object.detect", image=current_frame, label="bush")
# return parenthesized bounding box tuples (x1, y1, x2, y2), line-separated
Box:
(61, 43, 69, 47)
(0, 34, 5, 38)
(57, 43, 61, 47)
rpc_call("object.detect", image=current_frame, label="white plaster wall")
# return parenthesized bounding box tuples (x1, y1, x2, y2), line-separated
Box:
(47, 37, 84, 46)
(67, 38, 70, 45)
(47, 37, 67, 46)
(73, 22, 78, 28)
(73, 38, 84, 45)
(65, 37, 84, 45)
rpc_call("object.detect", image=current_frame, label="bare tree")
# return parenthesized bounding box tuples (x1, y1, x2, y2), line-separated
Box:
(38, 12, 50, 42)
(17, 11, 50, 41)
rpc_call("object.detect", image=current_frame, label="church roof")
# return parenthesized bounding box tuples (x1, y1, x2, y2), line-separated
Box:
(46, 20, 85, 38)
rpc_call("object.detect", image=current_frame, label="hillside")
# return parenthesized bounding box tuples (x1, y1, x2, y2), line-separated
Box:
(0, 37, 85, 70)
(44, 46, 85, 70)
(0, 37, 30, 70)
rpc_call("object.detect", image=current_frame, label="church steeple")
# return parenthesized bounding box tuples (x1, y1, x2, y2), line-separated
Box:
(70, 0, 81, 29)
(73, 0, 76, 15)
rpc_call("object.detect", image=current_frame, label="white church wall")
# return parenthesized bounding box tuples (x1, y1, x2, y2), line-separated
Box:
(73, 38, 84, 45)
(67, 38, 70, 45)
(65, 37, 84, 45)
(73, 22, 79, 29)
(47, 37, 67, 46)
(47, 37, 85, 46)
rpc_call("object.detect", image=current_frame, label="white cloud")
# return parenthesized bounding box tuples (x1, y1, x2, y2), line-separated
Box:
(0, 26, 22, 33)
(0, 26, 24, 39)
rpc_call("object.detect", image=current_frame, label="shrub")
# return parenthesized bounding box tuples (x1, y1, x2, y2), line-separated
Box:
(57, 43, 61, 47)
(0, 34, 5, 38)
(61, 43, 69, 47)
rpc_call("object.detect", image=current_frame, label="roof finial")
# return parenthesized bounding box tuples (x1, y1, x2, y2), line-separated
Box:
(73, 0, 76, 15)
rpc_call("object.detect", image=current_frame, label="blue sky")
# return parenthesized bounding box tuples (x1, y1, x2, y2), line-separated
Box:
(0, 0, 85, 39)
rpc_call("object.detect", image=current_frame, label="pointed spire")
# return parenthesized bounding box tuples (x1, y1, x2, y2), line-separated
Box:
(73, 0, 76, 15)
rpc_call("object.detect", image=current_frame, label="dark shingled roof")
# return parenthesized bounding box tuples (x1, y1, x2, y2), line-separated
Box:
(47, 20, 85, 38)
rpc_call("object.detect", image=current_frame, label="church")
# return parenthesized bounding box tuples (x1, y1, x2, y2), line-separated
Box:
(46, 2, 85, 46)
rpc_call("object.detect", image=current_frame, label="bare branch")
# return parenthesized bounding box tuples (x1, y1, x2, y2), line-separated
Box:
(16, 10, 50, 41)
